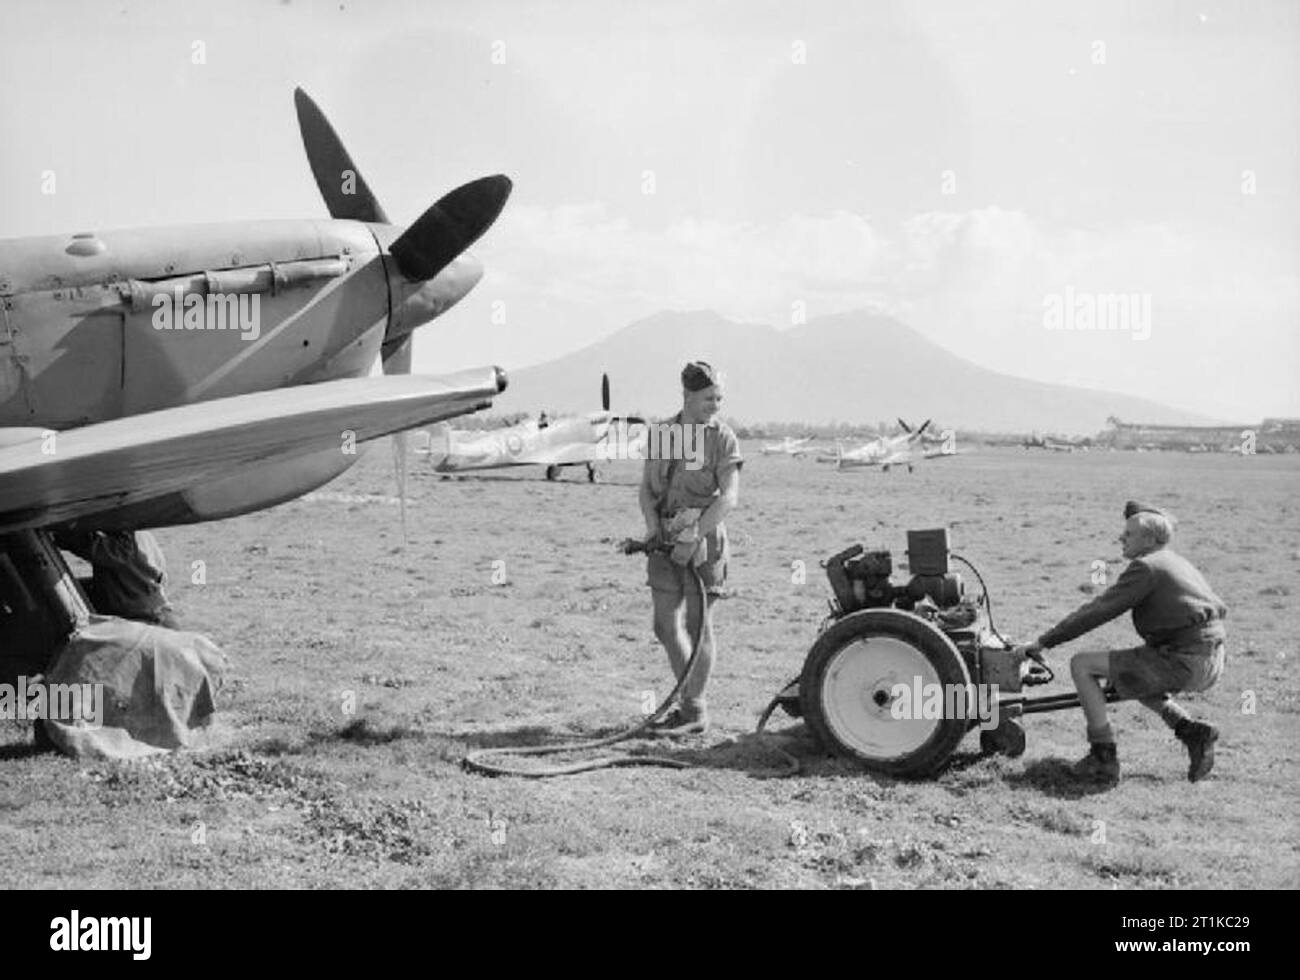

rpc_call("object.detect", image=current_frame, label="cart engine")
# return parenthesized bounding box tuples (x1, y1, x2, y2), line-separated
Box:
(821, 528, 1029, 691)
(776, 528, 1046, 776)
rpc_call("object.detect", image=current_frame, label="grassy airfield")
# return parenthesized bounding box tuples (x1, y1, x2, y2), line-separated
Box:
(2, 446, 1296, 889)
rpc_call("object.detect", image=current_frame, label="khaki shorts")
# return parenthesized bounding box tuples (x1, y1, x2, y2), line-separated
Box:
(647, 552, 728, 598)
(1109, 636, 1225, 700)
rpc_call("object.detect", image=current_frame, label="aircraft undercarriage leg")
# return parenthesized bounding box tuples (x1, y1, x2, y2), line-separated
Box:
(0, 530, 91, 687)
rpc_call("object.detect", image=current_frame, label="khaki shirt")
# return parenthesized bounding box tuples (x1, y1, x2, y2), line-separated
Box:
(641, 413, 743, 562)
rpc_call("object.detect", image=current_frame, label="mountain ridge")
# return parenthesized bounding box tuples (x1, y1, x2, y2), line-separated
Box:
(494, 310, 1214, 435)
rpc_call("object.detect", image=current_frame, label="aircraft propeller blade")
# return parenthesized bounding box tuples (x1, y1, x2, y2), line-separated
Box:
(601, 373, 644, 424)
(918, 419, 933, 436)
(897, 418, 912, 434)
(389, 175, 513, 282)
(294, 88, 390, 224)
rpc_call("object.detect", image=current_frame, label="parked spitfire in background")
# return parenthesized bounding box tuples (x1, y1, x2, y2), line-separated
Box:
(0, 87, 512, 664)
(834, 419, 954, 472)
(759, 436, 814, 457)
(427, 375, 647, 481)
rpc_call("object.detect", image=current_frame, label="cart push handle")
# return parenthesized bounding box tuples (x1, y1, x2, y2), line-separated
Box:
(1022, 645, 1055, 684)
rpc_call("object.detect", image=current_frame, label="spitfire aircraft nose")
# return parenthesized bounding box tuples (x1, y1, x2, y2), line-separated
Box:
(494, 366, 509, 393)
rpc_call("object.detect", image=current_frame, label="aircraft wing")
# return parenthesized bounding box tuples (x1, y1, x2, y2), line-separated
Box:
(0, 369, 505, 532)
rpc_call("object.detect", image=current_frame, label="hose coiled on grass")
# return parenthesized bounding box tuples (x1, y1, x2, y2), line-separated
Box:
(462, 544, 711, 778)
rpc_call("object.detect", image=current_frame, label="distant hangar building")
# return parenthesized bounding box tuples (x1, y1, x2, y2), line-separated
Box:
(1102, 417, 1300, 452)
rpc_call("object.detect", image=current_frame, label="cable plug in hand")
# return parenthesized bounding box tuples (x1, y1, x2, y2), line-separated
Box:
(670, 539, 700, 567)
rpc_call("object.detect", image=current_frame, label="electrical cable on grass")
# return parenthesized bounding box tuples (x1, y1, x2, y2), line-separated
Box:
(463, 542, 799, 779)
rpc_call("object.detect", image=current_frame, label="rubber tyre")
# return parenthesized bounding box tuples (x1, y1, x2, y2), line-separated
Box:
(800, 608, 972, 777)
(545, 465, 561, 481)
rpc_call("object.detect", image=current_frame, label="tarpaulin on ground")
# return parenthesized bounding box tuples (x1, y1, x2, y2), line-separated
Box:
(41, 616, 227, 760)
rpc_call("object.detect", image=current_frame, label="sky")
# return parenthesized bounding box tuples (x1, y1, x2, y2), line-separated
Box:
(2, 0, 1297, 421)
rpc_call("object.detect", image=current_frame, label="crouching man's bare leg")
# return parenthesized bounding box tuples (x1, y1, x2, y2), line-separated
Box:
(1069, 649, 1120, 782)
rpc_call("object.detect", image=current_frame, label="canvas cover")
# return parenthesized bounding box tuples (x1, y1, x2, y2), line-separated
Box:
(41, 616, 227, 760)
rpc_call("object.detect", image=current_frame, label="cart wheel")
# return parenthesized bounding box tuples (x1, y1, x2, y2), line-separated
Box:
(800, 608, 972, 777)
(545, 465, 562, 481)
(979, 716, 1026, 758)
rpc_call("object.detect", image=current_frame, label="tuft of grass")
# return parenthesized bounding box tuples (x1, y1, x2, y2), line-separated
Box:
(331, 718, 414, 745)
(1008, 802, 1089, 836)
(1081, 849, 1180, 885)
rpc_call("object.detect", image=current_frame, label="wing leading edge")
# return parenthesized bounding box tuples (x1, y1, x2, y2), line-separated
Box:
(0, 369, 506, 532)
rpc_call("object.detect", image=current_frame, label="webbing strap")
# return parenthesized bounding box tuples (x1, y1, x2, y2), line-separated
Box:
(657, 416, 686, 517)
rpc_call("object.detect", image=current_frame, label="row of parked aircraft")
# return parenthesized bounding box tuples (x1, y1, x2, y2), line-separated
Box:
(758, 420, 962, 473)
(420, 411, 964, 481)
(1022, 433, 1092, 452)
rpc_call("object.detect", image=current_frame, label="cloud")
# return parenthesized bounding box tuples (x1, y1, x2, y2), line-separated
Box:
(475, 202, 1298, 416)
(489, 204, 895, 323)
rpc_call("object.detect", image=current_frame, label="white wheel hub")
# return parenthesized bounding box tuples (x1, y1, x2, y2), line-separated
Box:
(819, 634, 943, 759)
